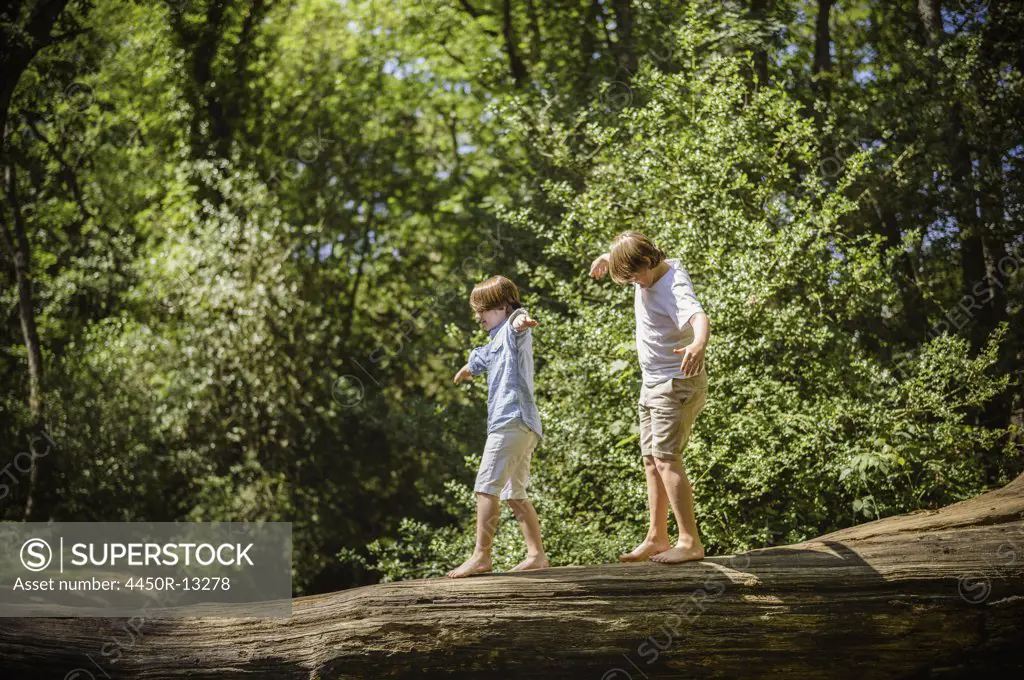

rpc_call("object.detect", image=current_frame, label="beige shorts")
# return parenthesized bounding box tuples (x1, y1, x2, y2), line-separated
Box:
(474, 419, 539, 500)
(638, 372, 708, 461)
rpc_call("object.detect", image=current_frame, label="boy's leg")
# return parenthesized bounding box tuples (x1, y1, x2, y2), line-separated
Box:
(447, 492, 500, 578)
(648, 458, 704, 563)
(649, 376, 708, 564)
(503, 425, 548, 572)
(619, 456, 672, 561)
(507, 499, 548, 571)
(449, 423, 521, 579)
(620, 387, 673, 561)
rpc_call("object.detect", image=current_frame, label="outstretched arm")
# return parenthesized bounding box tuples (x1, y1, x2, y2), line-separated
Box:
(512, 311, 538, 332)
(453, 363, 474, 384)
(456, 344, 490, 384)
(589, 252, 611, 279)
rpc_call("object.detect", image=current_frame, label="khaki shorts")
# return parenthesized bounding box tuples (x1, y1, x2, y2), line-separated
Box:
(638, 372, 708, 461)
(474, 419, 539, 500)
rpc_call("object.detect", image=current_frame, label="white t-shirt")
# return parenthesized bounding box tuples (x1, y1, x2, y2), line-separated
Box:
(634, 258, 705, 387)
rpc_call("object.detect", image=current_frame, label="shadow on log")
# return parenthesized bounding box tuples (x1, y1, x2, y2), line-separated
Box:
(1, 474, 1023, 679)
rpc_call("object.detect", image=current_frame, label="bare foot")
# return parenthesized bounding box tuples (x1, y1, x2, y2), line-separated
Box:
(509, 554, 549, 572)
(649, 542, 705, 564)
(446, 553, 492, 578)
(618, 540, 672, 562)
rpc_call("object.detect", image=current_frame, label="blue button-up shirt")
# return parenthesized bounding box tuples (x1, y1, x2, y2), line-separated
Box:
(467, 307, 542, 439)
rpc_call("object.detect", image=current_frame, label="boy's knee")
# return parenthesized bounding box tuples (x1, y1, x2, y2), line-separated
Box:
(652, 455, 680, 472)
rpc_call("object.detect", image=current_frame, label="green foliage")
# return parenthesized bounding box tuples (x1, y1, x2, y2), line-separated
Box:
(2, 0, 1020, 591)
(361, 6, 1021, 581)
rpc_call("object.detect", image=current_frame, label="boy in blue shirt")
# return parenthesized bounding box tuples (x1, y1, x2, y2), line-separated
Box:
(448, 275, 547, 578)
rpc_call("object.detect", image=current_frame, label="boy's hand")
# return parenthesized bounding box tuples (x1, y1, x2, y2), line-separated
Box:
(673, 342, 706, 378)
(589, 252, 611, 279)
(512, 313, 538, 331)
(453, 364, 474, 385)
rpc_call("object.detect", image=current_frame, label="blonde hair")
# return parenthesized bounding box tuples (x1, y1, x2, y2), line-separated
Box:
(608, 231, 666, 284)
(470, 275, 522, 314)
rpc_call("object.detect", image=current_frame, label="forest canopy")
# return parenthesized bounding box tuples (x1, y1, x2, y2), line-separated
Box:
(1, 0, 1021, 593)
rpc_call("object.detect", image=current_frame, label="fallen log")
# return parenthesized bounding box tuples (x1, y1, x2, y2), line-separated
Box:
(1, 474, 1022, 679)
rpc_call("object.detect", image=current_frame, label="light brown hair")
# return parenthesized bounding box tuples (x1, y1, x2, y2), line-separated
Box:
(609, 231, 666, 284)
(470, 275, 522, 314)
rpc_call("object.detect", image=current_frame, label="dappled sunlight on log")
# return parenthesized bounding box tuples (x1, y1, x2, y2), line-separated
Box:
(2, 474, 1022, 679)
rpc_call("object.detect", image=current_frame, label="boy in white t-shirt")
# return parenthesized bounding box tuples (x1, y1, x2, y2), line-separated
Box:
(590, 231, 710, 564)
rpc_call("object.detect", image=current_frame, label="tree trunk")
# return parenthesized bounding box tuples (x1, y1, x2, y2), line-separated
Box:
(610, 0, 638, 77)
(812, 0, 833, 106)
(501, 0, 528, 88)
(811, 0, 836, 193)
(1, 474, 1022, 678)
(524, 0, 542, 65)
(1, 0, 79, 523)
(1, 162, 48, 521)
(916, 0, 1003, 351)
(748, 0, 772, 90)
(916, 0, 1013, 480)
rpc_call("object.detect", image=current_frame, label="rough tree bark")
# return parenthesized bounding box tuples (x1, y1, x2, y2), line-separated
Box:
(1, 474, 1022, 679)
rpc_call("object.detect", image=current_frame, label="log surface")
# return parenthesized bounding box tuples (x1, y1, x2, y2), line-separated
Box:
(2, 475, 1023, 679)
